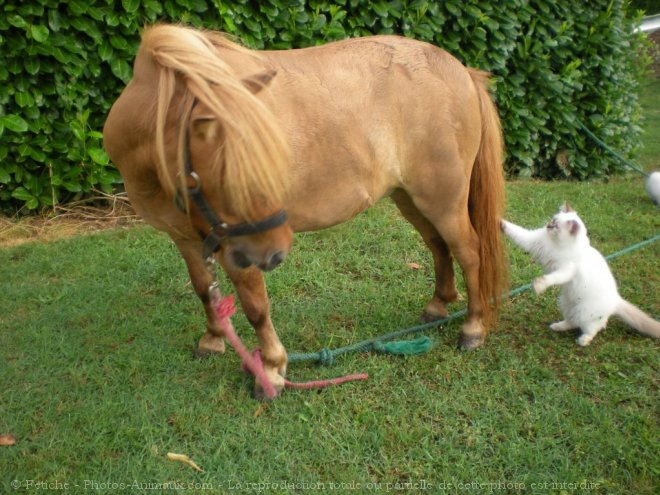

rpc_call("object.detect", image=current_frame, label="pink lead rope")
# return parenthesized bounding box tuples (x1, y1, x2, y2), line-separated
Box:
(214, 294, 368, 399)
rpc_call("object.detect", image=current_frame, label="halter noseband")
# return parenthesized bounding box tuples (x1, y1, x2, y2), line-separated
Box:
(175, 123, 288, 260)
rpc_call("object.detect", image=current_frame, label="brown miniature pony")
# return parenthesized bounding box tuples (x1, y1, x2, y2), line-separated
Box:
(104, 24, 507, 398)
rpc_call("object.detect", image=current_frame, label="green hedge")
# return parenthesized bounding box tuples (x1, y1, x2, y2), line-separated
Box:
(0, 0, 649, 212)
(630, 0, 660, 14)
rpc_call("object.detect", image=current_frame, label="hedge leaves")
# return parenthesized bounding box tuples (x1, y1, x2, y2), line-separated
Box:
(0, 0, 649, 211)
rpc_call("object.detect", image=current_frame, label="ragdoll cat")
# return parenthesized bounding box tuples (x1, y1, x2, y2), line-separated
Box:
(501, 202, 660, 346)
(646, 171, 660, 206)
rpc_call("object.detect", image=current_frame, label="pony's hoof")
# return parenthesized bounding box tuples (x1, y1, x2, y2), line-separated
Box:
(457, 334, 484, 351)
(421, 309, 448, 323)
(252, 376, 285, 401)
(421, 298, 450, 323)
(194, 333, 225, 358)
(252, 387, 278, 401)
(194, 347, 222, 359)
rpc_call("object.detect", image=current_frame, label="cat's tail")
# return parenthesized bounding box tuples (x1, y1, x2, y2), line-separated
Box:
(614, 300, 660, 338)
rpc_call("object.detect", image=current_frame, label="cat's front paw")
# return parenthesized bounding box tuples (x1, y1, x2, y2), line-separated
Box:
(533, 276, 548, 295)
(500, 219, 513, 234)
(577, 334, 593, 346)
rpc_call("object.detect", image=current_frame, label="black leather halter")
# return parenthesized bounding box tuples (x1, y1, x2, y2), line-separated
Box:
(176, 126, 288, 260)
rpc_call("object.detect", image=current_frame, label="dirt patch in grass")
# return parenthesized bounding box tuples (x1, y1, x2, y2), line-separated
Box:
(0, 194, 140, 248)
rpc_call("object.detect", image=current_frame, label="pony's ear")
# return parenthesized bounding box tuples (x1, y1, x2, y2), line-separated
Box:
(561, 201, 574, 213)
(191, 116, 219, 142)
(568, 219, 580, 235)
(242, 69, 277, 94)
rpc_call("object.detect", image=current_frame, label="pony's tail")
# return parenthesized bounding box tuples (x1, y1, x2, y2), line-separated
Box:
(467, 69, 508, 329)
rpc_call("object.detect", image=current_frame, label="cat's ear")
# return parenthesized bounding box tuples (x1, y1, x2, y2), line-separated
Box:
(561, 201, 574, 213)
(568, 219, 580, 235)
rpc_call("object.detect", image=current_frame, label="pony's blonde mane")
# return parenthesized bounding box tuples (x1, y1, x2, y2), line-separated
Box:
(142, 24, 289, 220)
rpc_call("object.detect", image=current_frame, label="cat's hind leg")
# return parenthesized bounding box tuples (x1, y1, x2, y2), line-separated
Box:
(576, 317, 608, 346)
(550, 320, 576, 332)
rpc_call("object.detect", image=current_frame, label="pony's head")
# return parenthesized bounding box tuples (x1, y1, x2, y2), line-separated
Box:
(186, 94, 293, 271)
(145, 24, 293, 271)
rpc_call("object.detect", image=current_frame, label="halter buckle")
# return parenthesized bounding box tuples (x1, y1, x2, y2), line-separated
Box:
(186, 171, 201, 194)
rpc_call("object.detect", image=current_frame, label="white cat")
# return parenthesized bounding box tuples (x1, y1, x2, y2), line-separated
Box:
(501, 203, 660, 346)
(646, 171, 660, 206)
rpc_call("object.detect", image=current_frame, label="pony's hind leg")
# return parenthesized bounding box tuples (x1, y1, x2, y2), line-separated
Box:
(438, 217, 486, 350)
(406, 195, 486, 350)
(218, 260, 287, 399)
(391, 190, 460, 322)
(173, 238, 226, 357)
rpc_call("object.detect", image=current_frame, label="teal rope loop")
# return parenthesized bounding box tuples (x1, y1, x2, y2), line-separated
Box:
(288, 234, 660, 366)
(317, 348, 335, 366)
(576, 119, 650, 178)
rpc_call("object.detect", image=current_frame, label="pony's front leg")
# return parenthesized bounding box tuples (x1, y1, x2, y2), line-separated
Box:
(173, 238, 226, 357)
(219, 261, 287, 399)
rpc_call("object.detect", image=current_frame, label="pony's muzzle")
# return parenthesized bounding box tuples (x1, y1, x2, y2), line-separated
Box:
(259, 251, 286, 271)
(229, 248, 287, 272)
(231, 250, 253, 270)
(224, 222, 293, 272)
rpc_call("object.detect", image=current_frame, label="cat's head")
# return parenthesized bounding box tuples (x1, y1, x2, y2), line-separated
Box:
(545, 202, 587, 242)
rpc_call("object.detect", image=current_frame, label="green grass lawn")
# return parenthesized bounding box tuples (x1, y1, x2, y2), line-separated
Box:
(1, 80, 658, 494)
